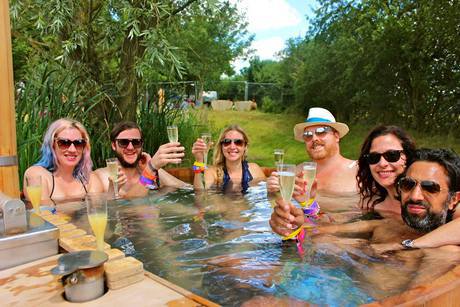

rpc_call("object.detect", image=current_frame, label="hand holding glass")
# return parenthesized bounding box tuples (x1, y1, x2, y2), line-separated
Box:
(86, 194, 108, 251)
(278, 164, 296, 202)
(106, 158, 120, 199)
(26, 175, 42, 214)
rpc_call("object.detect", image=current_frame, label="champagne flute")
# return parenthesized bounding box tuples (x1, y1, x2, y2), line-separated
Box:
(167, 125, 179, 143)
(274, 149, 284, 172)
(106, 158, 120, 199)
(302, 162, 317, 202)
(201, 132, 212, 166)
(26, 175, 42, 214)
(278, 164, 296, 202)
(86, 193, 108, 251)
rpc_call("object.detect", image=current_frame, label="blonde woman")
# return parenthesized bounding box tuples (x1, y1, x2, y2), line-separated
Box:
(192, 125, 266, 192)
(23, 118, 103, 205)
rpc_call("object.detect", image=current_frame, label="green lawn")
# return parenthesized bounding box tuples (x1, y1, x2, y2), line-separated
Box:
(197, 109, 459, 167)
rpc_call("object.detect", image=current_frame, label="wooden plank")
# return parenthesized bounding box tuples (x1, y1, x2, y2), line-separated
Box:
(0, 0, 20, 197)
(0, 255, 215, 306)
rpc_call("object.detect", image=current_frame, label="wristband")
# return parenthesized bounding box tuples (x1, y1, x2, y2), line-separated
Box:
(148, 161, 158, 174)
(302, 200, 320, 217)
(140, 166, 159, 190)
(192, 161, 206, 174)
(299, 198, 315, 207)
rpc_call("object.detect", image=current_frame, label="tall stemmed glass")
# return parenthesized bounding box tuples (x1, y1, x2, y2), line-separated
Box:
(278, 164, 296, 202)
(302, 162, 317, 202)
(274, 149, 284, 172)
(201, 132, 212, 166)
(167, 125, 179, 143)
(86, 194, 108, 251)
(106, 158, 120, 199)
(26, 175, 42, 214)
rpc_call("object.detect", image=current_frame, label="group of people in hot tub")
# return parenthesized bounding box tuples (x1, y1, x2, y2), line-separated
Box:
(23, 107, 460, 263)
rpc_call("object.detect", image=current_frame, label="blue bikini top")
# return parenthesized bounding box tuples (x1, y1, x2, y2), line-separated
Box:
(222, 160, 253, 193)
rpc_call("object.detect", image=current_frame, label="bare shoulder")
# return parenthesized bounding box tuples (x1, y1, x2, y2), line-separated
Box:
(88, 172, 104, 193)
(24, 165, 51, 178)
(248, 162, 266, 179)
(93, 167, 109, 179)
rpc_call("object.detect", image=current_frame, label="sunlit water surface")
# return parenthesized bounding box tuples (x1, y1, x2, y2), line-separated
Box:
(63, 183, 379, 306)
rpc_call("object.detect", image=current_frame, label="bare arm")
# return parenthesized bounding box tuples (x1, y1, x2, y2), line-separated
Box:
(248, 163, 266, 180)
(317, 219, 382, 235)
(411, 218, 460, 248)
(158, 168, 191, 188)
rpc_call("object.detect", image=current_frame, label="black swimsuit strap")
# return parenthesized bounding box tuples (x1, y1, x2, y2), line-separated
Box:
(50, 173, 55, 199)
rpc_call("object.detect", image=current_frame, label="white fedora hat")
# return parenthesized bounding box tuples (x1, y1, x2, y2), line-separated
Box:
(294, 107, 349, 142)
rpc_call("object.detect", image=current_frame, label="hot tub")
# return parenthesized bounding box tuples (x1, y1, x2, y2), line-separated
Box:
(56, 184, 460, 306)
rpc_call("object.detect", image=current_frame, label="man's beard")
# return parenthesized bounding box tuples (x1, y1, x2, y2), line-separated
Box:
(115, 150, 142, 168)
(401, 199, 448, 233)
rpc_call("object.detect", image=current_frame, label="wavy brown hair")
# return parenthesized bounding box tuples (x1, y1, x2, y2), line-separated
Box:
(357, 125, 416, 211)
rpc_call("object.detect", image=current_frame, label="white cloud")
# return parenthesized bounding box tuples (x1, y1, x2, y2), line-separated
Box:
(232, 0, 302, 32)
(252, 37, 285, 59)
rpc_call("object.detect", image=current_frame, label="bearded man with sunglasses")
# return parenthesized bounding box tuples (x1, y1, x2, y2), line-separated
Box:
(95, 121, 188, 198)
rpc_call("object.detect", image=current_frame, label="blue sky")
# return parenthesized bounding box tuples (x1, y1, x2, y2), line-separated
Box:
(230, 0, 318, 71)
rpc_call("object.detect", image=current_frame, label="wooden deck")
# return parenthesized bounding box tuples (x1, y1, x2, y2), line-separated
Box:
(0, 255, 218, 306)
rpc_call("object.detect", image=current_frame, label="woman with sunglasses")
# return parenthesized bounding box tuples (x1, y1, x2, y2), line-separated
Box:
(191, 125, 266, 192)
(23, 118, 103, 205)
(357, 125, 416, 217)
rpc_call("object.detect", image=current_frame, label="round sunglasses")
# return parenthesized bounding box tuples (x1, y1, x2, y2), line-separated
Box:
(221, 138, 245, 147)
(302, 126, 332, 142)
(398, 176, 444, 194)
(55, 138, 87, 151)
(115, 138, 143, 149)
(364, 150, 403, 165)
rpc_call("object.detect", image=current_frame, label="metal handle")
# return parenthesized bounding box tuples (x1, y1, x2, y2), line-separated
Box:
(0, 156, 17, 167)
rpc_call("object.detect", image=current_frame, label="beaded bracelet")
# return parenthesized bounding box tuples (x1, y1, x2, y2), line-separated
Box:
(192, 161, 206, 174)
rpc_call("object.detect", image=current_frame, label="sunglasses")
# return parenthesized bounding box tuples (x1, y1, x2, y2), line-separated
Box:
(364, 150, 403, 165)
(303, 126, 332, 141)
(221, 138, 245, 147)
(116, 138, 143, 149)
(398, 176, 443, 194)
(55, 138, 87, 151)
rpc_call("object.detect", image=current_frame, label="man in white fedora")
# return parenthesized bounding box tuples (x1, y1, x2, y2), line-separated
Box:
(268, 107, 358, 235)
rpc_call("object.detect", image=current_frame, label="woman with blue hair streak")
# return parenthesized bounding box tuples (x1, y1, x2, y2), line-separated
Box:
(23, 118, 103, 205)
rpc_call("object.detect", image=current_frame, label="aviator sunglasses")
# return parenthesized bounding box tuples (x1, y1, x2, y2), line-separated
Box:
(55, 138, 87, 150)
(398, 176, 443, 194)
(116, 138, 143, 149)
(364, 150, 403, 165)
(303, 126, 333, 142)
(221, 138, 245, 147)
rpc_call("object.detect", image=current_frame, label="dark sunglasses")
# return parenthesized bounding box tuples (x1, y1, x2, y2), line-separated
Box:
(55, 138, 87, 150)
(116, 138, 143, 149)
(303, 126, 332, 141)
(364, 150, 403, 165)
(398, 176, 443, 194)
(221, 138, 245, 147)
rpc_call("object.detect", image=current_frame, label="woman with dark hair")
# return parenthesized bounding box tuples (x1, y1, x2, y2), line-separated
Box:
(357, 125, 416, 217)
(191, 124, 266, 192)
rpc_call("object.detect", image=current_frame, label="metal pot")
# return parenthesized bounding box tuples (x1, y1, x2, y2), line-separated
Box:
(52, 250, 108, 302)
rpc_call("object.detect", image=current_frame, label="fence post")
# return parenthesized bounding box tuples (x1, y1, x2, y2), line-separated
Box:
(0, 0, 20, 197)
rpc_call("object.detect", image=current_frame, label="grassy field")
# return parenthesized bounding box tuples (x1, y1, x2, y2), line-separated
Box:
(195, 109, 460, 167)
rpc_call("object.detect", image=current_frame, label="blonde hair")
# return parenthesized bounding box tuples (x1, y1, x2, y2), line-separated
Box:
(212, 125, 249, 185)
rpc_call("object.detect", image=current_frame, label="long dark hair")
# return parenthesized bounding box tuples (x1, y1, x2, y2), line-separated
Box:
(357, 125, 416, 211)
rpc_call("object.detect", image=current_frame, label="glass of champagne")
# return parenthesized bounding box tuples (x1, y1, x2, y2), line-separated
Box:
(106, 158, 120, 199)
(278, 164, 296, 202)
(86, 193, 108, 251)
(302, 162, 317, 201)
(201, 132, 212, 166)
(274, 149, 284, 172)
(26, 175, 42, 214)
(167, 125, 179, 143)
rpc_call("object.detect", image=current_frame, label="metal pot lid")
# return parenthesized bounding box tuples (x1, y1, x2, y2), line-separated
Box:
(51, 250, 108, 275)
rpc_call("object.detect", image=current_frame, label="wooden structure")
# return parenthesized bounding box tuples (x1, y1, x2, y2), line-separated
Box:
(0, 0, 19, 197)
